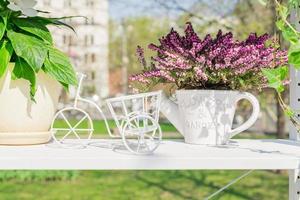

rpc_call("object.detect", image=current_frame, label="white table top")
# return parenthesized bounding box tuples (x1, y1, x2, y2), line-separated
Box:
(0, 139, 300, 170)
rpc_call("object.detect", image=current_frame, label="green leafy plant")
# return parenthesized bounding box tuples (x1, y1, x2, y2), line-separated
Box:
(258, 0, 300, 131)
(0, 0, 77, 101)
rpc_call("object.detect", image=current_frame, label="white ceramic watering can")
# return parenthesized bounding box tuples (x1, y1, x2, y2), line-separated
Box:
(160, 90, 260, 145)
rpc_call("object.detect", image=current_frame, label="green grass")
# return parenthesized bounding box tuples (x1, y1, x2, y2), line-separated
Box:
(53, 119, 178, 135)
(0, 170, 288, 200)
(0, 121, 285, 200)
(0, 171, 79, 182)
(54, 119, 274, 140)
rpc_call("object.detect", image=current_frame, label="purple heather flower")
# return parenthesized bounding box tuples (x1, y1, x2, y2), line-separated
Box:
(130, 22, 288, 90)
(184, 22, 201, 45)
(136, 46, 147, 69)
(195, 67, 208, 81)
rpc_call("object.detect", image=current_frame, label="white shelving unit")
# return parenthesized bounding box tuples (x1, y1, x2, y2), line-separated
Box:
(0, 139, 299, 199)
(0, 139, 298, 170)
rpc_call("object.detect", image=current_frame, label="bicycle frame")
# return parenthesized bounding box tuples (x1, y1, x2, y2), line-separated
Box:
(51, 73, 162, 154)
(72, 73, 117, 138)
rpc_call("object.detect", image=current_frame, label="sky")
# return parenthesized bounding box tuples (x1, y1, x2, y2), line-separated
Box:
(109, 0, 239, 20)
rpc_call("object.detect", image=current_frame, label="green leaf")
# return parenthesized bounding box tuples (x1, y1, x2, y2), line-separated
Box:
(59, 81, 69, 91)
(32, 16, 77, 33)
(43, 47, 77, 86)
(288, 43, 300, 69)
(0, 11, 7, 41)
(7, 30, 48, 72)
(277, 21, 300, 44)
(261, 66, 288, 93)
(276, 20, 285, 31)
(282, 29, 300, 44)
(277, 4, 289, 20)
(238, 78, 245, 87)
(289, 0, 300, 9)
(13, 18, 53, 44)
(0, 40, 13, 77)
(13, 57, 37, 101)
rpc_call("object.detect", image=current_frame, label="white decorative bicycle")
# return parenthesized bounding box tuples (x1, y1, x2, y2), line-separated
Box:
(50, 73, 162, 155)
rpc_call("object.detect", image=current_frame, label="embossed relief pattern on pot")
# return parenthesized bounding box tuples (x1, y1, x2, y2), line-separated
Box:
(178, 91, 237, 144)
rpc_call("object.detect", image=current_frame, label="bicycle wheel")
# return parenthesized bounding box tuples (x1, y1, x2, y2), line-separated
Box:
(121, 114, 162, 155)
(50, 107, 94, 148)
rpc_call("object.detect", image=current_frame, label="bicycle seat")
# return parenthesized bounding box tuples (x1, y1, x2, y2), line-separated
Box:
(76, 72, 87, 78)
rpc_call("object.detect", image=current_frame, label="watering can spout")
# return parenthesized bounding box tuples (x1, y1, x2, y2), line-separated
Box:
(160, 92, 184, 135)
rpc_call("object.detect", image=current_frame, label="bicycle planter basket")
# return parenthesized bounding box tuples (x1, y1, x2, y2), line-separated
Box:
(106, 91, 162, 154)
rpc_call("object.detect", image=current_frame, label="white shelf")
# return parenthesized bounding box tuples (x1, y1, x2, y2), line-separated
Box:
(0, 139, 299, 170)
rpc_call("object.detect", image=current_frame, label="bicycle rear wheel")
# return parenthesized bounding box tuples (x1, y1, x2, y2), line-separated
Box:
(121, 114, 162, 155)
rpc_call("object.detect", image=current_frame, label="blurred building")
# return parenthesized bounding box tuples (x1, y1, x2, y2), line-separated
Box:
(37, 0, 109, 99)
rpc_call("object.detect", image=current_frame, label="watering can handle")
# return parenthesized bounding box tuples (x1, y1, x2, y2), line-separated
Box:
(160, 92, 184, 135)
(228, 92, 260, 138)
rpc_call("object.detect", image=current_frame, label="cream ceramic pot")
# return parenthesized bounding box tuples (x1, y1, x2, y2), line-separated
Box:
(0, 64, 61, 145)
(161, 90, 260, 145)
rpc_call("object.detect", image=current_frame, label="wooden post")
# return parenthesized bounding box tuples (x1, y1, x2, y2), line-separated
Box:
(289, 8, 300, 200)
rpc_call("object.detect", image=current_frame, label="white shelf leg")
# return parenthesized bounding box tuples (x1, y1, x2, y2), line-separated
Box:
(289, 169, 300, 200)
(289, 66, 300, 141)
(290, 9, 300, 141)
(290, 8, 300, 200)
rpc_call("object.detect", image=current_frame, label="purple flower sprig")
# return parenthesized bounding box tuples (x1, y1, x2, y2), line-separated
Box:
(136, 45, 147, 69)
(130, 22, 288, 91)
